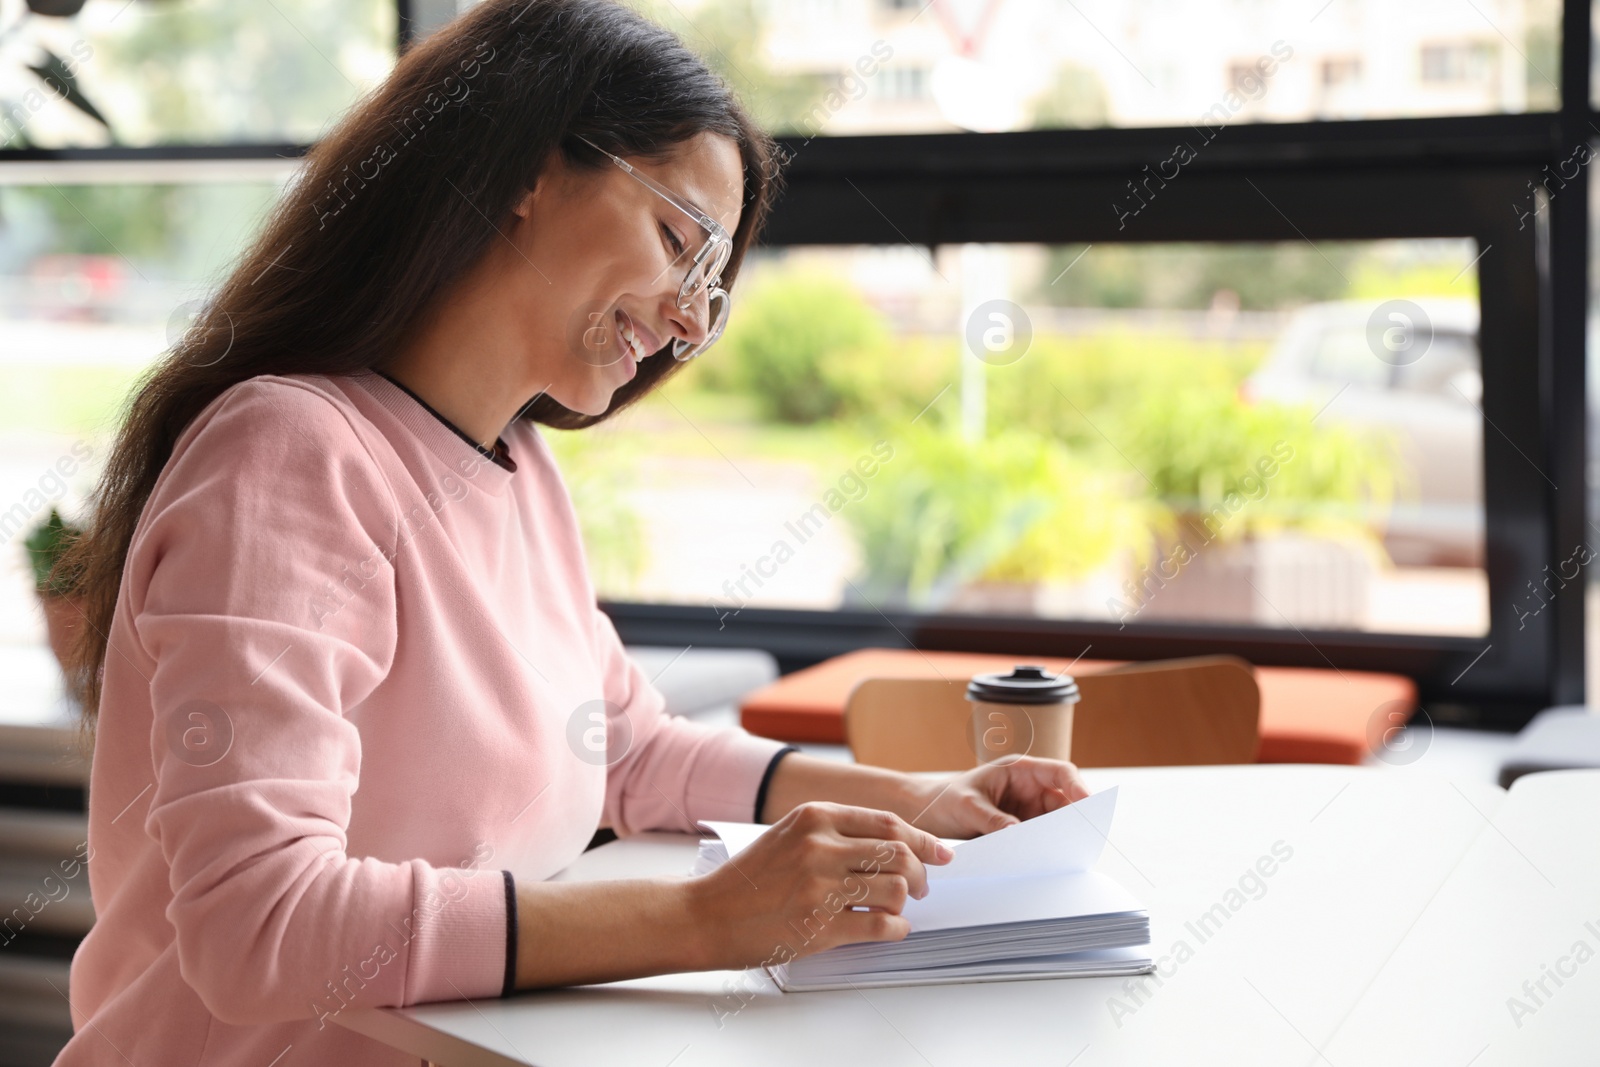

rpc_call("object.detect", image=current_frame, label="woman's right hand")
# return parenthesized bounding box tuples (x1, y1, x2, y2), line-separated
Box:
(688, 801, 954, 972)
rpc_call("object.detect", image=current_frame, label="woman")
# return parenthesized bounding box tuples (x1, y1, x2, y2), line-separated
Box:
(54, 1, 1088, 1063)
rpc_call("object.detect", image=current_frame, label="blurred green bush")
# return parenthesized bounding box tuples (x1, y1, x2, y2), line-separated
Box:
(1118, 386, 1398, 544)
(706, 267, 956, 424)
(841, 422, 1150, 608)
(542, 427, 646, 597)
(586, 271, 1404, 602)
(983, 329, 1257, 448)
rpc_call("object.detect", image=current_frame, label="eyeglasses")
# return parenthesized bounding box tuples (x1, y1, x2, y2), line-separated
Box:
(573, 133, 732, 362)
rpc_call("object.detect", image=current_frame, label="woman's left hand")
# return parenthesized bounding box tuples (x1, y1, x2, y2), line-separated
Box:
(900, 756, 1091, 839)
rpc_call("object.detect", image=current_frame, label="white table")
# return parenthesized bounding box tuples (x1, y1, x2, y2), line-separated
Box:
(336, 765, 1600, 1066)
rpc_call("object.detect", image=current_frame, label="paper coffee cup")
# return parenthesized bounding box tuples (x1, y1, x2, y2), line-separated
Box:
(967, 665, 1080, 763)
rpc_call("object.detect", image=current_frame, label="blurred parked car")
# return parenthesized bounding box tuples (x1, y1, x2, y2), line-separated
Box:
(25, 254, 129, 322)
(1242, 299, 1483, 567)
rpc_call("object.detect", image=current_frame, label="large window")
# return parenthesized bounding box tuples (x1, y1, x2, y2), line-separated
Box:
(5, 3, 1592, 1062)
(0, 0, 1592, 721)
(561, 238, 1488, 637)
(0, 176, 291, 721)
(0, 0, 395, 148)
(635, 0, 1562, 137)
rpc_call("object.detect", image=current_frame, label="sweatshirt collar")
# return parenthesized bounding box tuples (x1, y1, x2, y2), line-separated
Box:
(349, 370, 518, 496)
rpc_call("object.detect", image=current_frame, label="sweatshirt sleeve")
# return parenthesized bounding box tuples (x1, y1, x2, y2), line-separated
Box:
(593, 610, 792, 835)
(131, 379, 507, 1027)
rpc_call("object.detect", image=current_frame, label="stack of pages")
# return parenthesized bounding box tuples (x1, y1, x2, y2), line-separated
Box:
(693, 786, 1154, 991)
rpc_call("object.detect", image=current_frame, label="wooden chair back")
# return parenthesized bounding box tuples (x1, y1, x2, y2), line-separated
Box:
(843, 655, 1261, 772)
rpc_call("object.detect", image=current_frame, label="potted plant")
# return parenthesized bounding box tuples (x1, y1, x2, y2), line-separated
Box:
(842, 423, 1147, 614)
(25, 507, 85, 677)
(1117, 386, 1397, 628)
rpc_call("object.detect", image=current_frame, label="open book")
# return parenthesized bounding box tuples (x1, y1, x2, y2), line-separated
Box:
(694, 787, 1155, 991)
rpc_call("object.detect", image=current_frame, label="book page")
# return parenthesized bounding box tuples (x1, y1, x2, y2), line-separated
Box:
(698, 786, 1120, 882)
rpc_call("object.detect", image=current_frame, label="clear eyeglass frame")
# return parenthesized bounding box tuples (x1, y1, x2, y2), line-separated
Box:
(573, 133, 733, 362)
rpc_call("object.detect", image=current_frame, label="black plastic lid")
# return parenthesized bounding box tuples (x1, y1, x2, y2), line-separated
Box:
(965, 665, 1080, 705)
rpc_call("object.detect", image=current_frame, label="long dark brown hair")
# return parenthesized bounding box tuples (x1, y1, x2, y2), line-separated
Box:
(58, 0, 785, 725)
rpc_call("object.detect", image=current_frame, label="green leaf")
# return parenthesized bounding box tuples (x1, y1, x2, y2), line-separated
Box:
(23, 506, 83, 595)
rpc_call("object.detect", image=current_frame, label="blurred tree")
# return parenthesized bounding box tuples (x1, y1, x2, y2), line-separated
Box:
(10, 183, 180, 258)
(627, 0, 823, 136)
(1033, 242, 1365, 311)
(712, 266, 891, 423)
(86, 0, 393, 145)
(1026, 61, 1109, 129)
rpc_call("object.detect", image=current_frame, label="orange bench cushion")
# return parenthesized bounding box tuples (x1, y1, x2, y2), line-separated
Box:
(737, 648, 1416, 765)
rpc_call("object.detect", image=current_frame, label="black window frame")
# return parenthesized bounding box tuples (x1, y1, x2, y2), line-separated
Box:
(607, 0, 1595, 731)
(1, 0, 1589, 730)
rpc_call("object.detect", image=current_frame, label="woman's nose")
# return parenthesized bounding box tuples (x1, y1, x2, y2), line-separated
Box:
(662, 285, 710, 350)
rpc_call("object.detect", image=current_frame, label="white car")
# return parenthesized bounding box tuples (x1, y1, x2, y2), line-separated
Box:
(1242, 299, 1483, 567)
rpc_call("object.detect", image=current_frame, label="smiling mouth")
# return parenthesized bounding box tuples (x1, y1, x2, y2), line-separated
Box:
(613, 309, 653, 364)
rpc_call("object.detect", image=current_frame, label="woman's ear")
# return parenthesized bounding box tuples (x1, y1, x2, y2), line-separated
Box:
(511, 188, 537, 220)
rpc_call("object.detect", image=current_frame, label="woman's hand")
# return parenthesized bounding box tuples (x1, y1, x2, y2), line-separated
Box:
(688, 801, 953, 972)
(509, 758, 1087, 989)
(757, 751, 1092, 842)
(900, 755, 1091, 840)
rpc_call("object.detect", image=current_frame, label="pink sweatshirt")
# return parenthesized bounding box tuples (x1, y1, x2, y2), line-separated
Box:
(58, 371, 790, 1066)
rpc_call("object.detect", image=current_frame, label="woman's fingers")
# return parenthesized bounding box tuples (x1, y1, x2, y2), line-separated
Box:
(815, 802, 953, 867)
(696, 801, 960, 966)
(831, 907, 911, 945)
(1036, 757, 1090, 802)
(993, 757, 1090, 819)
(702, 771, 1107, 970)
(840, 837, 932, 899)
(847, 870, 914, 912)
(784, 802, 951, 902)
